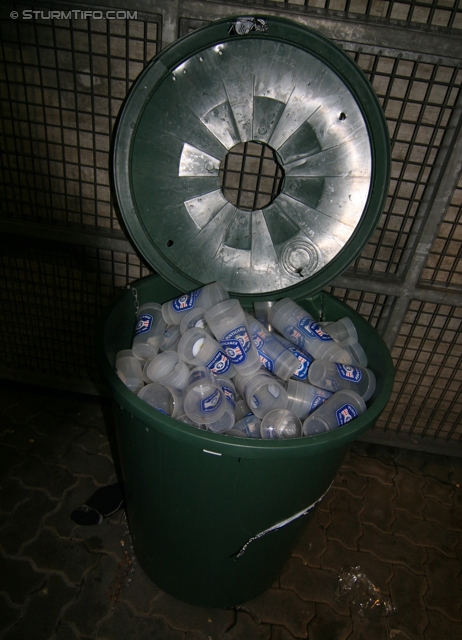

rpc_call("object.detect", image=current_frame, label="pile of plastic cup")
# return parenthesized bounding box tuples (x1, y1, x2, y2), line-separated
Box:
(115, 281, 373, 437)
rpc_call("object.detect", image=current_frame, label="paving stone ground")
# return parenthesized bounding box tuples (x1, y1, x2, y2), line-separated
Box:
(1, 384, 462, 639)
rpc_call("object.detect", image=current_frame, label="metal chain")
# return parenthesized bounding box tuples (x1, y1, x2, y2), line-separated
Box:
(125, 285, 139, 316)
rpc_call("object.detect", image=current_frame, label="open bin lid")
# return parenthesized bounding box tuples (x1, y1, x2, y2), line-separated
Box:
(113, 16, 390, 302)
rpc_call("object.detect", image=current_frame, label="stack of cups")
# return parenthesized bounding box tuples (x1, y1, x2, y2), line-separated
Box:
(115, 350, 144, 393)
(179, 307, 209, 335)
(120, 281, 374, 440)
(246, 314, 300, 381)
(132, 303, 166, 360)
(177, 327, 236, 377)
(137, 382, 184, 418)
(234, 372, 288, 419)
(233, 414, 262, 438)
(302, 390, 366, 436)
(145, 350, 190, 391)
(160, 324, 182, 352)
(261, 409, 302, 439)
(162, 281, 228, 325)
(286, 379, 332, 421)
(321, 317, 367, 366)
(268, 298, 343, 361)
(307, 360, 376, 402)
(205, 299, 262, 377)
(183, 367, 234, 433)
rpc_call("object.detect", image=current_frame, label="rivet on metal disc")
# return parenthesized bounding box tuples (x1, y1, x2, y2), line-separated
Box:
(258, 126, 267, 135)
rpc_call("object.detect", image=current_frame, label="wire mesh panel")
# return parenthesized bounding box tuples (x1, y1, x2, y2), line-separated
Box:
(0, 8, 160, 230)
(323, 286, 392, 329)
(1, 2, 462, 454)
(421, 172, 462, 288)
(219, 141, 284, 211)
(346, 50, 462, 276)
(203, 0, 462, 31)
(375, 300, 462, 440)
(0, 238, 152, 385)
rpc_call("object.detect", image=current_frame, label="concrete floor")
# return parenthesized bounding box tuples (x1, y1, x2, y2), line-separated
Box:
(1, 383, 461, 639)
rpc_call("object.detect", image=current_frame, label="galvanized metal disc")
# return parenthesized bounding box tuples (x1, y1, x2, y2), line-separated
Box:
(114, 17, 390, 300)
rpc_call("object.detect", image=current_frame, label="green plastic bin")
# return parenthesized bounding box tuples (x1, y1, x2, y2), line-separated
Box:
(98, 15, 394, 607)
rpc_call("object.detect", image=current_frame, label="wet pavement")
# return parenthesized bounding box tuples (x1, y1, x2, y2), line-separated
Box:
(1, 383, 462, 639)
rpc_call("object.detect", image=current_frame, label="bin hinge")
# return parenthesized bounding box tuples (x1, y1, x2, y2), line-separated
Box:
(231, 481, 332, 560)
(229, 17, 269, 36)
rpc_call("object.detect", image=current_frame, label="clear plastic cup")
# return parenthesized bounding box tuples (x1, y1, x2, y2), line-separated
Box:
(205, 299, 262, 376)
(183, 369, 233, 432)
(160, 324, 181, 352)
(223, 429, 248, 438)
(338, 337, 368, 367)
(277, 336, 314, 381)
(268, 298, 336, 359)
(286, 379, 332, 421)
(141, 358, 154, 384)
(307, 360, 376, 402)
(246, 314, 300, 381)
(238, 372, 288, 419)
(260, 409, 301, 439)
(324, 317, 358, 343)
(132, 302, 166, 360)
(302, 390, 367, 436)
(218, 377, 236, 411)
(179, 307, 209, 335)
(177, 414, 207, 429)
(318, 343, 355, 365)
(253, 301, 275, 331)
(115, 350, 144, 393)
(137, 382, 184, 418)
(235, 398, 252, 421)
(207, 399, 235, 433)
(162, 281, 229, 325)
(145, 350, 190, 390)
(233, 414, 262, 439)
(177, 327, 236, 377)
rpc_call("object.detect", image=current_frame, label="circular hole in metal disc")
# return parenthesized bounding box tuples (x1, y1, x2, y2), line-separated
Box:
(219, 141, 284, 211)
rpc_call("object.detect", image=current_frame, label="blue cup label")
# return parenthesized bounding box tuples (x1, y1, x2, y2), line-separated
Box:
(134, 314, 153, 336)
(251, 394, 261, 408)
(221, 325, 251, 364)
(190, 369, 207, 384)
(171, 288, 202, 313)
(200, 388, 222, 414)
(336, 363, 362, 382)
(155, 407, 169, 416)
(287, 345, 313, 380)
(251, 329, 266, 350)
(221, 385, 235, 408)
(298, 317, 333, 342)
(285, 325, 305, 348)
(258, 350, 274, 373)
(336, 403, 358, 426)
(310, 394, 328, 413)
(206, 350, 232, 375)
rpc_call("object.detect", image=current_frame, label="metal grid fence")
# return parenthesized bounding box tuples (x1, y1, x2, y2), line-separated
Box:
(204, 0, 462, 31)
(422, 172, 462, 287)
(1, 0, 462, 452)
(1, 7, 160, 230)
